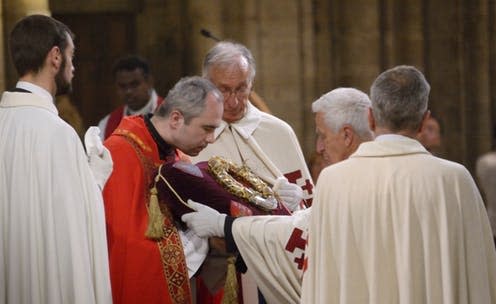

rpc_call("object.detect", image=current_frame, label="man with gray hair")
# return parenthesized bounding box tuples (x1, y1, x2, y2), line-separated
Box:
(182, 87, 373, 303)
(102, 76, 224, 304)
(193, 41, 313, 210)
(191, 41, 314, 302)
(301, 65, 496, 303)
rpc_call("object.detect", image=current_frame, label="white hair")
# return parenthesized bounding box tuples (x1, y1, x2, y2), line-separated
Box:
(312, 87, 372, 140)
(202, 41, 256, 85)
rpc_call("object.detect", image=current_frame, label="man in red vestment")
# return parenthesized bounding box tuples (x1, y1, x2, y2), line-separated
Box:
(102, 76, 223, 304)
(98, 55, 165, 139)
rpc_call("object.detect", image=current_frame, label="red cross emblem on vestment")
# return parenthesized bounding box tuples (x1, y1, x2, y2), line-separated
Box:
(284, 170, 314, 207)
(285, 228, 307, 270)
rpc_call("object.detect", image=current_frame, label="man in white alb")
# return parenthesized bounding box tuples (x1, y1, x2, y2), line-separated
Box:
(0, 14, 112, 304)
(302, 65, 496, 303)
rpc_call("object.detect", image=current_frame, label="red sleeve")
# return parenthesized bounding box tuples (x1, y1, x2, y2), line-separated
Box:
(103, 136, 147, 249)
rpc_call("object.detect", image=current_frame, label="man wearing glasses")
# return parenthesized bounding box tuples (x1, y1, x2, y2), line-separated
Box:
(191, 41, 313, 303)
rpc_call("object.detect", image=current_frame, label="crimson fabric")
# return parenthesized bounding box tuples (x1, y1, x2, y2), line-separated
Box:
(103, 115, 187, 304)
(155, 161, 290, 222)
(195, 273, 244, 304)
(104, 105, 124, 139)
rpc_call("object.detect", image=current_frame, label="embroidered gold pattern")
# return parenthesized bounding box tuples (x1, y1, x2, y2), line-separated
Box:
(118, 129, 192, 304)
(115, 128, 153, 153)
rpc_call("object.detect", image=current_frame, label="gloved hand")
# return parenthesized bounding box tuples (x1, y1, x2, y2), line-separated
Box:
(272, 176, 304, 211)
(181, 200, 227, 238)
(84, 127, 113, 190)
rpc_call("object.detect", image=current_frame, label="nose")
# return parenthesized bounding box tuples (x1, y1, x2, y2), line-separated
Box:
(224, 93, 239, 108)
(124, 87, 134, 96)
(206, 132, 215, 143)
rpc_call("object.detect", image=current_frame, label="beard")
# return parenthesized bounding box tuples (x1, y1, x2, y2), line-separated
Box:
(55, 56, 72, 96)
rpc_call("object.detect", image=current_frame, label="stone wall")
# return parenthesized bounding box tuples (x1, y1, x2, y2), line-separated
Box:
(3, 0, 495, 172)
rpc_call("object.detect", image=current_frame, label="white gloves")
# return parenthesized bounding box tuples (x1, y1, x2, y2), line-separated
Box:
(273, 176, 304, 211)
(84, 127, 113, 190)
(181, 200, 227, 238)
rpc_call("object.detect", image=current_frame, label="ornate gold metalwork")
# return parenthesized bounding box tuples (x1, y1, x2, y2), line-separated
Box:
(208, 156, 278, 211)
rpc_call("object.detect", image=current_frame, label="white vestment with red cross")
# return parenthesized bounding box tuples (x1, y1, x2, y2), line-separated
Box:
(232, 208, 310, 304)
(191, 101, 314, 303)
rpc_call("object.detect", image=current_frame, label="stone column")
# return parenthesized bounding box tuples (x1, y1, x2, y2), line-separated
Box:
(0, 0, 5, 92)
(426, 0, 491, 170)
(460, 0, 491, 170)
(186, 0, 223, 75)
(382, 0, 424, 68)
(242, 0, 316, 150)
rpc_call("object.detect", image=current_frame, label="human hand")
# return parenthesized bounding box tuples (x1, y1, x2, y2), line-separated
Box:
(272, 176, 304, 211)
(84, 127, 113, 190)
(181, 200, 227, 238)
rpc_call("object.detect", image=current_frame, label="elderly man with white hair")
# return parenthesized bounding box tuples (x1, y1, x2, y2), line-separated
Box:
(302, 65, 496, 303)
(182, 87, 373, 304)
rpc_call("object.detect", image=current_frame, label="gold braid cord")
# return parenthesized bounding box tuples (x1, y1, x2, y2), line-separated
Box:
(208, 156, 278, 211)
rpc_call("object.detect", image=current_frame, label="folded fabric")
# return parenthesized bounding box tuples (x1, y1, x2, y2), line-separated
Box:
(154, 160, 290, 222)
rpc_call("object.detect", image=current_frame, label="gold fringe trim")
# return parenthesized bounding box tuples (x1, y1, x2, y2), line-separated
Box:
(221, 256, 239, 304)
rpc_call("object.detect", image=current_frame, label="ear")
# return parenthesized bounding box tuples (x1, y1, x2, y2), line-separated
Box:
(342, 125, 354, 147)
(368, 108, 376, 132)
(169, 110, 184, 129)
(418, 110, 431, 133)
(47, 46, 62, 71)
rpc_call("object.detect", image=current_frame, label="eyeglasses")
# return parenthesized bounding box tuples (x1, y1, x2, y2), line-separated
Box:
(218, 86, 250, 99)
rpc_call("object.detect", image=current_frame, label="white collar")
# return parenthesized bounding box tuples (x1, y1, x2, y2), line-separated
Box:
(0, 91, 58, 115)
(16, 81, 53, 102)
(352, 135, 428, 158)
(125, 89, 158, 116)
(375, 134, 412, 141)
(213, 101, 262, 139)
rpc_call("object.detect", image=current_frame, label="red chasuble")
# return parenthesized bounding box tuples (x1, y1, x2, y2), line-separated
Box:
(103, 116, 191, 304)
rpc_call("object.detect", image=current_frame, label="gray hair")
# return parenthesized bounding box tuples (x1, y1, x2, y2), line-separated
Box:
(202, 41, 256, 85)
(155, 76, 222, 123)
(312, 88, 373, 140)
(370, 65, 430, 132)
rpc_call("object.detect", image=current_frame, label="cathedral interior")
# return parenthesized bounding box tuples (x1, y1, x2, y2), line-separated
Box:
(2, 0, 496, 175)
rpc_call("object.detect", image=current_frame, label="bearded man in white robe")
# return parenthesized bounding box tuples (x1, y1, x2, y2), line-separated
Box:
(301, 65, 496, 303)
(182, 88, 374, 304)
(0, 15, 112, 304)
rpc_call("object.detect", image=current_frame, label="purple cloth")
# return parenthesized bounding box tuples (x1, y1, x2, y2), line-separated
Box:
(155, 161, 290, 222)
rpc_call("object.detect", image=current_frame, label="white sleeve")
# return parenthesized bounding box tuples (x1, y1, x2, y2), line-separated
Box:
(178, 228, 209, 278)
(232, 211, 310, 304)
(97, 115, 109, 140)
